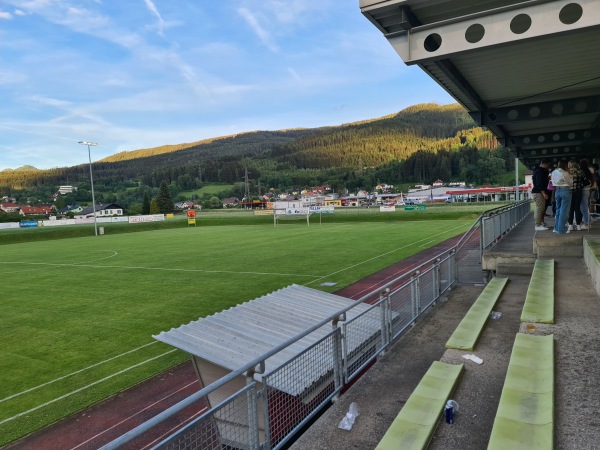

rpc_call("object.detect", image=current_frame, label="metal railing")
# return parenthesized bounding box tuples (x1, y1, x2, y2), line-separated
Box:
(455, 200, 531, 283)
(480, 200, 531, 251)
(101, 201, 530, 450)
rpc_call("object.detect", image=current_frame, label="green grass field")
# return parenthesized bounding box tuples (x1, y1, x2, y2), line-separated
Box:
(0, 207, 486, 445)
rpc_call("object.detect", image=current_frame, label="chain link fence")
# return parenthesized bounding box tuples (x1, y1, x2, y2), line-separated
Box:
(103, 201, 531, 450)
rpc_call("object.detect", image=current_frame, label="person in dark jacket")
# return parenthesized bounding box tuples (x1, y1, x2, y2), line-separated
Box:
(531, 159, 551, 230)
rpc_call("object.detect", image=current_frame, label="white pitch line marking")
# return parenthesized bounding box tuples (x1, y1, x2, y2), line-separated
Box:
(305, 224, 465, 286)
(0, 350, 177, 426)
(0, 261, 321, 278)
(0, 342, 158, 404)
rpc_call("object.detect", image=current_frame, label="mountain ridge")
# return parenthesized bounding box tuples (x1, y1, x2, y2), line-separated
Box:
(0, 103, 499, 191)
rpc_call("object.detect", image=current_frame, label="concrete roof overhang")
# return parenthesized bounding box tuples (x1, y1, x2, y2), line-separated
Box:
(360, 0, 600, 168)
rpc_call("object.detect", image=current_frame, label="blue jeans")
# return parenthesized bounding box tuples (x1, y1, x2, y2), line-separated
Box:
(555, 187, 572, 234)
(581, 189, 590, 225)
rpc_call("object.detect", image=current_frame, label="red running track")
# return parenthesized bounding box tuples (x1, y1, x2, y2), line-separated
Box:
(5, 234, 466, 450)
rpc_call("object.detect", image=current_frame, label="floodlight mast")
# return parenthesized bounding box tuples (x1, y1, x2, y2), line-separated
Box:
(78, 141, 99, 236)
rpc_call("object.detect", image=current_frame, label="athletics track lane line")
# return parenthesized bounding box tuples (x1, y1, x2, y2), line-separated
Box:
(137, 407, 209, 450)
(67, 380, 200, 450)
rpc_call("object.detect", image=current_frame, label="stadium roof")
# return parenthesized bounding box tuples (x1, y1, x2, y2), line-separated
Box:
(154, 284, 380, 396)
(360, 0, 600, 168)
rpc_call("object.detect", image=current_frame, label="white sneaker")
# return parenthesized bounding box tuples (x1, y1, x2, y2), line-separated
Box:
(535, 225, 549, 231)
(580, 223, 589, 230)
(567, 224, 573, 233)
(576, 224, 582, 231)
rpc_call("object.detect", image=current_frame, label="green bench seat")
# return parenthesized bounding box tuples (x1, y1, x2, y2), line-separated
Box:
(521, 259, 554, 323)
(487, 333, 554, 450)
(445, 277, 508, 351)
(375, 361, 464, 450)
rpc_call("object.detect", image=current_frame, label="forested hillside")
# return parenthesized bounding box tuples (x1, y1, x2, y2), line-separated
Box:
(0, 103, 516, 207)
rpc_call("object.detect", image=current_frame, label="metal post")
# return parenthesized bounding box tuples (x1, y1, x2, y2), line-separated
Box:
(411, 271, 421, 321)
(380, 288, 391, 350)
(79, 141, 99, 236)
(331, 316, 345, 396)
(433, 258, 441, 300)
(245, 366, 263, 450)
(515, 157, 519, 203)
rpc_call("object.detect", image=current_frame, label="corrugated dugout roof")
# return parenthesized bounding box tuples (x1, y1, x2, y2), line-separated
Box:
(154, 284, 380, 396)
(360, 0, 600, 168)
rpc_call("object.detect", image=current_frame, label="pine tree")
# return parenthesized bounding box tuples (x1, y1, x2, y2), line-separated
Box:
(142, 191, 150, 215)
(157, 181, 174, 213)
(150, 197, 160, 214)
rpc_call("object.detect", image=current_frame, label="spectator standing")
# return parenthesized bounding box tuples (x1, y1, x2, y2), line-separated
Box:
(531, 159, 551, 230)
(579, 158, 596, 228)
(592, 163, 600, 215)
(551, 159, 572, 234)
(566, 160, 584, 232)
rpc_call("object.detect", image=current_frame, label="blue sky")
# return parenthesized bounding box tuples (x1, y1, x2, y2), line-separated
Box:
(0, 0, 453, 170)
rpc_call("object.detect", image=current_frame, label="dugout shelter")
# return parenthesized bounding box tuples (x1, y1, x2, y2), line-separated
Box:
(154, 284, 383, 446)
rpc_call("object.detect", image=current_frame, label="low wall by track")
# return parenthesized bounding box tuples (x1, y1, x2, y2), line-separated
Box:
(0, 214, 166, 231)
(583, 237, 600, 298)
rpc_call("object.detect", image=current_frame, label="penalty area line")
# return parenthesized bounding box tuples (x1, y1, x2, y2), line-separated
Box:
(0, 350, 178, 426)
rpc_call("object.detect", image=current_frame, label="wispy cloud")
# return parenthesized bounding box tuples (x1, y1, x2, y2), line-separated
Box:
(143, 0, 165, 36)
(237, 8, 278, 52)
(0, 69, 27, 85)
(0, 11, 13, 19)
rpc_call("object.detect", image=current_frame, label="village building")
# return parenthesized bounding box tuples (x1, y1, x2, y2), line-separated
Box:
(75, 203, 123, 218)
(1, 202, 20, 213)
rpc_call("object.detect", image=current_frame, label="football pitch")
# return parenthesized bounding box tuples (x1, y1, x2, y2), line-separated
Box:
(0, 218, 473, 444)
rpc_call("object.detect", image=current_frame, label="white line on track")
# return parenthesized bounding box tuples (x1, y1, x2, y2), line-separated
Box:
(68, 380, 200, 450)
(0, 261, 320, 278)
(418, 240, 435, 247)
(139, 406, 208, 450)
(0, 350, 177, 426)
(0, 342, 158, 404)
(305, 224, 465, 286)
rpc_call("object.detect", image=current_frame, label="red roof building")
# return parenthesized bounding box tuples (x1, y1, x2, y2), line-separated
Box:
(19, 206, 53, 216)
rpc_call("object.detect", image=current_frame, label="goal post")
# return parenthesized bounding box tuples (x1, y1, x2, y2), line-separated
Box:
(273, 208, 311, 226)
(273, 205, 335, 226)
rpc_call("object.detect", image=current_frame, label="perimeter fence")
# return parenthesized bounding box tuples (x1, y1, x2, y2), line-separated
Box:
(101, 200, 530, 450)
(455, 200, 531, 283)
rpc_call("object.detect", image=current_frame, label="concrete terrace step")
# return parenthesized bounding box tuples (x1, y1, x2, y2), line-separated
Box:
(534, 234, 584, 257)
(375, 362, 464, 450)
(487, 333, 555, 450)
(520, 259, 554, 324)
(445, 277, 508, 351)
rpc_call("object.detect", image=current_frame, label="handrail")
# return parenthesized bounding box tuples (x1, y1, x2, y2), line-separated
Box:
(99, 247, 457, 449)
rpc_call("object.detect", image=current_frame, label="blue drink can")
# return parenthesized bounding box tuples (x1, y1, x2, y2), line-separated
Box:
(445, 401, 454, 424)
